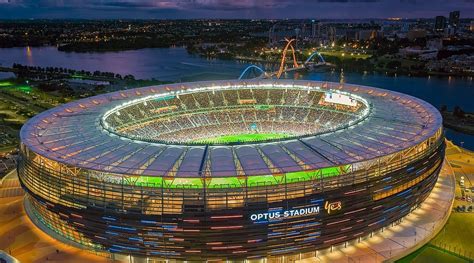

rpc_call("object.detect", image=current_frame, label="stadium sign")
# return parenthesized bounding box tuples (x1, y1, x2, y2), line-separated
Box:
(324, 201, 342, 214)
(250, 206, 320, 221)
(250, 201, 343, 221)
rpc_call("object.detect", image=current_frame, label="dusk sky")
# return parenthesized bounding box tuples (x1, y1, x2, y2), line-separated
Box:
(0, 0, 473, 19)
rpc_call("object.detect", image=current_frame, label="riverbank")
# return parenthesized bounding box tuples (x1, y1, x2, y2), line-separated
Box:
(1, 46, 473, 150)
(229, 54, 474, 78)
(442, 112, 474, 136)
(0, 67, 168, 153)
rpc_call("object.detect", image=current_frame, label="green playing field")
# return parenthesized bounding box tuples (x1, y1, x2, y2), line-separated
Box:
(193, 133, 290, 144)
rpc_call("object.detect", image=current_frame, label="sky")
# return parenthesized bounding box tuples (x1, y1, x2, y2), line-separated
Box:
(0, 0, 473, 19)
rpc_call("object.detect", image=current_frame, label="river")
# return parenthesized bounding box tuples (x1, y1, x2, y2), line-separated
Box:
(1, 46, 473, 149)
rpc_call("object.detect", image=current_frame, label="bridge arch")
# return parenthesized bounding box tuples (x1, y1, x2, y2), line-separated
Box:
(305, 51, 325, 64)
(276, 38, 299, 79)
(238, 65, 265, 80)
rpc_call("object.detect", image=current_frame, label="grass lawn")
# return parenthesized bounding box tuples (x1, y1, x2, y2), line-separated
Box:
(398, 245, 469, 263)
(374, 55, 425, 69)
(430, 213, 474, 256)
(417, 248, 468, 263)
(319, 51, 371, 60)
(193, 133, 290, 144)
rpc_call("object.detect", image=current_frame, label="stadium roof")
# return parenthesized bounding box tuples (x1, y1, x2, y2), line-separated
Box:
(21, 80, 442, 177)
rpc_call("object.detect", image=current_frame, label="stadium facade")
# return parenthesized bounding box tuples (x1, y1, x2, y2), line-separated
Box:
(18, 80, 444, 261)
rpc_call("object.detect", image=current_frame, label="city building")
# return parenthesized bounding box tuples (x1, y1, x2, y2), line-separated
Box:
(445, 26, 456, 37)
(449, 11, 460, 29)
(435, 16, 446, 32)
(18, 80, 444, 261)
(399, 46, 438, 60)
(426, 38, 443, 50)
(406, 29, 427, 41)
(311, 20, 321, 40)
(356, 30, 383, 41)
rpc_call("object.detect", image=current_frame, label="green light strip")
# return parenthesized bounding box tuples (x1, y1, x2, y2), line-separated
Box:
(132, 165, 350, 189)
(193, 133, 291, 144)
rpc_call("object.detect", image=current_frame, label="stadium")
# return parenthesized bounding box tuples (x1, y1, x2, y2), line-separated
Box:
(18, 79, 444, 261)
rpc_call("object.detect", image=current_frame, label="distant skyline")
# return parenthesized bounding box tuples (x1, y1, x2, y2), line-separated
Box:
(0, 0, 473, 19)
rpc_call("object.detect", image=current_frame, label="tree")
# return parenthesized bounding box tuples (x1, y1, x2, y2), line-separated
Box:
(124, 74, 135, 81)
(453, 106, 465, 118)
(386, 60, 402, 69)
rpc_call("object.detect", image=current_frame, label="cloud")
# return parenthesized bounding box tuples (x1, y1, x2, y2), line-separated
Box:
(317, 0, 381, 2)
(1, 0, 292, 10)
(0, 0, 473, 19)
(175, 0, 291, 10)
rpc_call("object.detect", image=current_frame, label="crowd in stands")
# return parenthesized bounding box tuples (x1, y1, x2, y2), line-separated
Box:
(104, 88, 366, 144)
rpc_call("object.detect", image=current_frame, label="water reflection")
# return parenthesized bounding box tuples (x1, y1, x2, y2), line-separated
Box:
(26, 46, 33, 65)
(0, 46, 473, 149)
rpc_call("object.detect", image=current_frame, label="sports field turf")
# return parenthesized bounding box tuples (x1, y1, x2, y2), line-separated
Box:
(397, 245, 469, 263)
(193, 133, 290, 144)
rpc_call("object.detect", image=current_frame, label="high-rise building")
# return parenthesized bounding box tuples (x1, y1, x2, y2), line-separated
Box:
(434, 16, 446, 32)
(311, 20, 322, 40)
(449, 11, 460, 28)
(328, 26, 336, 42)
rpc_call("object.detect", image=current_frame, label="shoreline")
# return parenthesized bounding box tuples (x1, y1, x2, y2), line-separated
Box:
(1, 45, 472, 79)
(442, 112, 474, 136)
(212, 54, 474, 78)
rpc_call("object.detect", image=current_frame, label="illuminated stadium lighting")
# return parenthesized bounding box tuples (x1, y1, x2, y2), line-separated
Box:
(18, 79, 444, 261)
(100, 83, 371, 145)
